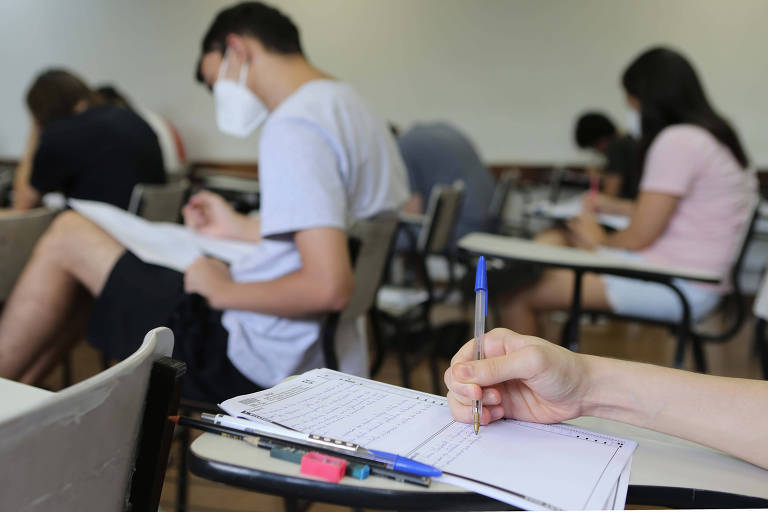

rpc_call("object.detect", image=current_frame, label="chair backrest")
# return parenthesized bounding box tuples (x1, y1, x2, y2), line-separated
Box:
(322, 213, 399, 369)
(0, 327, 184, 512)
(486, 169, 518, 234)
(341, 213, 399, 322)
(755, 270, 768, 321)
(698, 192, 761, 340)
(417, 180, 465, 254)
(128, 178, 190, 222)
(0, 208, 58, 302)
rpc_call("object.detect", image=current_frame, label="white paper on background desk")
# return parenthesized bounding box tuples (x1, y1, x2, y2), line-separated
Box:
(69, 199, 257, 272)
(220, 369, 636, 510)
(527, 195, 630, 231)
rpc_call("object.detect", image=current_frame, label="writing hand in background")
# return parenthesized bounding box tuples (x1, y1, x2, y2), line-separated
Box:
(566, 212, 606, 250)
(182, 190, 246, 239)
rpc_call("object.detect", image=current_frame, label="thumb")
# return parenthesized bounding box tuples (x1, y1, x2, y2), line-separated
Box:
(454, 346, 546, 387)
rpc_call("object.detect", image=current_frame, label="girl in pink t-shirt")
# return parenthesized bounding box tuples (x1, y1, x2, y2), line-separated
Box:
(504, 47, 756, 335)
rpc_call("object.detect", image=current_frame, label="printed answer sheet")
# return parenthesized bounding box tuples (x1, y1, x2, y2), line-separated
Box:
(69, 199, 256, 272)
(220, 369, 636, 510)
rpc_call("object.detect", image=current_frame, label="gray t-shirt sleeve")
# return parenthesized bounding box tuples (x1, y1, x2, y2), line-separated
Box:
(258, 118, 347, 238)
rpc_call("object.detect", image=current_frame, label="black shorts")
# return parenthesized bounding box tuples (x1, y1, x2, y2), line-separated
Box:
(88, 251, 261, 403)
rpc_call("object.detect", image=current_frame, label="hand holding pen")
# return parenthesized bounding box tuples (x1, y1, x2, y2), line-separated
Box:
(472, 256, 488, 434)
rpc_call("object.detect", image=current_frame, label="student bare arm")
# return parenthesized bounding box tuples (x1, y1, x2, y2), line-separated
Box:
(568, 191, 678, 250)
(446, 329, 768, 470)
(184, 226, 353, 316)
(12, 127, 42, 211)
(586, 193, 636, 217)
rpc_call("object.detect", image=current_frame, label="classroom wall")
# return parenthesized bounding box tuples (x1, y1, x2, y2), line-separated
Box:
(1, 0, 767, 166)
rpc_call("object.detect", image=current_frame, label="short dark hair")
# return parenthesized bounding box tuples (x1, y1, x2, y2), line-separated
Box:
(196, 2, 303, 84)
(574, 112, 617, 149)
(26, 69, 99, 127)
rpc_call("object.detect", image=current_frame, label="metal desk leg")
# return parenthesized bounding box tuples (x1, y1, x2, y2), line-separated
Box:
(756, 318, 767, 379)
(667, 284, 694, 370)
(565, 269, 584, 352)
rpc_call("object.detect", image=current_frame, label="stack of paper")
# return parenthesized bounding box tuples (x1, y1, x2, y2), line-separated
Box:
(220, 369, 636, 510)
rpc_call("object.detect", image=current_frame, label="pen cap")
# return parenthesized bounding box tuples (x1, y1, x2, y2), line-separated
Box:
(474, 256, 487, 292)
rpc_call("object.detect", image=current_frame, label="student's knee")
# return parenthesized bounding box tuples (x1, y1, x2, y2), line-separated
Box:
(36, 211, 92, 258)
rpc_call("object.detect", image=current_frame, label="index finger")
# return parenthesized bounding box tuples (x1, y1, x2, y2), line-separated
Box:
(450, 328, 541, 367)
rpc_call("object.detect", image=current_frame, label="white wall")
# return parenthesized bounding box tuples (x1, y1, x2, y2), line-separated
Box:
(1, 0, 767, 166)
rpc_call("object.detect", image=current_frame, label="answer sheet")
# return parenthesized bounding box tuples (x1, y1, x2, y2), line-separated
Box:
(220, 369, 636, 510)
(69, 199, 256, 272)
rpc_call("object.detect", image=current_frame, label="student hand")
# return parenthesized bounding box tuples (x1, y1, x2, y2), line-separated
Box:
(566, 212, 605, 250)
(583, 193, 620, 215)
(445, 328, 591, 426)
(184, 256, 232, 308)
(183, 190, 244, 239)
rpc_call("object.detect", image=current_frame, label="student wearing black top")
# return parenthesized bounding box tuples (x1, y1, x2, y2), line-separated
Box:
(12, 69, 165, 211)
(574, 112, 639, 199)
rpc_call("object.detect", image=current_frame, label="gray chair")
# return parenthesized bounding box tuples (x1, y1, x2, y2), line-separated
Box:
(322, 213, 400, 372)
(486, 169, 519, 234)
(0, 208, 58, 302)
(128, 178, 190, 223)
(754, 268, 768, 379)
(373, 182, 465, 391)
(0, 327, 185, 511)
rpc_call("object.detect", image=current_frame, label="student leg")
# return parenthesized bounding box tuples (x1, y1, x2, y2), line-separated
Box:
(500, 269, 610, 336)
(534, 226, 570, 246)
(0, 211, 124, 381)
(18, 289, 92, 385)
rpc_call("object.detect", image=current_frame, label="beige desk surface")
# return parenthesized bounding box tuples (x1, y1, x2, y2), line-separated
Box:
(0, 377, 53, 420)
(190, 415, 768, 502)
(458, 232, 720, 283)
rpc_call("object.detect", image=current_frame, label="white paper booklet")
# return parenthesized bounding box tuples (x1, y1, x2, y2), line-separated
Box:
(69, 199, 257, 272)
(220, 369, 636, 510)
(527, 194, 630, 231)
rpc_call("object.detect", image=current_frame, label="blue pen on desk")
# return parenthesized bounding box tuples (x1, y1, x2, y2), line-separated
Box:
(473, 256, 488, 435)
(202, 413, 441, 477)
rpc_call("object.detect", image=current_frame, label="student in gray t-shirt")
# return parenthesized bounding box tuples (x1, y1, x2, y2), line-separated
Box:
(396, 122, 495, 247)
(0, 2, 408, 402)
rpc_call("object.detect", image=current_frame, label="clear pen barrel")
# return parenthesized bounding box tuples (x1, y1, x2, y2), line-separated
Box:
(474, 290, 485, 359)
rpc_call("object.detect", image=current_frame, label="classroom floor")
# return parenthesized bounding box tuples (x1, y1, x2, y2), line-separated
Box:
(43, 302, 763, 512)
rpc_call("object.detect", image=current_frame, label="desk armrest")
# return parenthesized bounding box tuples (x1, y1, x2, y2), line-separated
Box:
(458, 233, 721, 284)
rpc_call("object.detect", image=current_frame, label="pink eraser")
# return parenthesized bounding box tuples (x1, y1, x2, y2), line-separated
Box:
(300, 451, 347, 483)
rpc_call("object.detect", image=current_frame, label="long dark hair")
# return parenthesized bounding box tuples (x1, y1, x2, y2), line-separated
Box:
(622, 47, 748, 169)
(26, 69, 100, 127)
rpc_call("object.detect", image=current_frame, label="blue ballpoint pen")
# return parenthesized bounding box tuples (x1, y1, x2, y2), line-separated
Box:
(202, 413, 442, 477)
(472, 256, 488, 435)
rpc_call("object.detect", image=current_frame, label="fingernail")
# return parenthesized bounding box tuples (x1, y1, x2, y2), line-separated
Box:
(456, 363, 473, 379)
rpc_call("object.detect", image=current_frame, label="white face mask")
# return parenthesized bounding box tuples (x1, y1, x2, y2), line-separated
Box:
(213, 55, 268, 138)
(626, 108, 642, 139)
